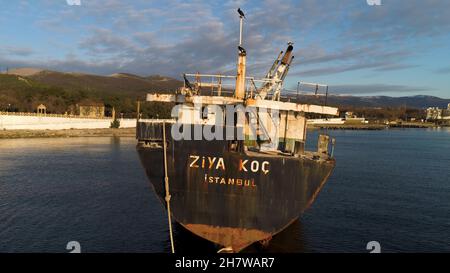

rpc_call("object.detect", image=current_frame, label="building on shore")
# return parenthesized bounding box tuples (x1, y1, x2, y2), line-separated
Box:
(344, 111, 368, 124)
(307, 111, 368, 126)
(426, 103, 450, 121)
(78, 103, 105, 118)
(37, 104, 46, 115)
(307, 118, 345, 125)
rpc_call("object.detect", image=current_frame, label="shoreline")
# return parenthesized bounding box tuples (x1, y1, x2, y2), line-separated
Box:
(308, 124, 387, 130)
(1, 124, 448, 139)
(0, 128, 136, 139)
(308, 122, 444, 131)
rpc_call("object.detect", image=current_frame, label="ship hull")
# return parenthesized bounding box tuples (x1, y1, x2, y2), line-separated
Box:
(136, 125, 335, 252)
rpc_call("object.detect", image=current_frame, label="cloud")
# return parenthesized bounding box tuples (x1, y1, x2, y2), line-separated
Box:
(3, 0, 450, 84)
(330, 84, 432, 95)
(70, 1, 293, 77)
(0, 54, 118, 75)
(295, 62, 390, 77)
(345, 0, 450, 41)
(66, 0, 81, 6)
(290, 45, 415, 76)
(78, 28, 138, 57)
(0, 46, 34, 57)
(434, 66, 450, 74)
(372, 64, 419, 72)
(293, 57, 415, 77)
(298, 46, 374, 66)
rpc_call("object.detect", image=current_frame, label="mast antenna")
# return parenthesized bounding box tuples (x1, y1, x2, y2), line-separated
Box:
(234, 8, 247, 99)
(237, 8, 245, 46)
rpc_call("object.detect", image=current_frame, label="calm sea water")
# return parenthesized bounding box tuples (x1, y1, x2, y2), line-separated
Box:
(0, 129, 449, 253)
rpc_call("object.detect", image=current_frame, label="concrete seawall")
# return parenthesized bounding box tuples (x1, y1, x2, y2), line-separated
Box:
(0, 114, 137, 130)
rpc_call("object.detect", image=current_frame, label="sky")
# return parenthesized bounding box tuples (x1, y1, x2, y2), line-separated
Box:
(0, 0, 449, 97)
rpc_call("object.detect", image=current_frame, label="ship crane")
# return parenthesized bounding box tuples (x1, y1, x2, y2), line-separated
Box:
(257, 42, 294, 101)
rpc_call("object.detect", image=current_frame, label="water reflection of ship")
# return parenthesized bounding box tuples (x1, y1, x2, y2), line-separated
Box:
(170, 219, 308, 253)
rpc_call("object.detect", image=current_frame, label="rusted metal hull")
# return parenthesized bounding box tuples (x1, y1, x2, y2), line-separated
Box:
(136, 123, 335, 252)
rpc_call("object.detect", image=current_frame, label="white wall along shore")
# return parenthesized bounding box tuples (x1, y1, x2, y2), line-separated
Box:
(0, 112, 137, 130)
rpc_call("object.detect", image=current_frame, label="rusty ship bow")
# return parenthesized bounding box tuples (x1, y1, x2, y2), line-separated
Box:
(136, 11, 339, 252)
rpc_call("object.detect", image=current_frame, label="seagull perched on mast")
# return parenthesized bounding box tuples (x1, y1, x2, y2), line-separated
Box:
(238, 46, 246, 55)
(183, 74, 193, 90)
(237, 8, 245, 18)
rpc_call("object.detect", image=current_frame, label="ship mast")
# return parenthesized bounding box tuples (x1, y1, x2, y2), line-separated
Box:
(234, 8, 246, 100)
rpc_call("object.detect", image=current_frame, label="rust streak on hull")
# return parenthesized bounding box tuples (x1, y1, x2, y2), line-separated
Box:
(183, 223, 271, 252)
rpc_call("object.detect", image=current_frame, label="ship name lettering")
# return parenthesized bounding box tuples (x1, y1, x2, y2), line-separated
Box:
(250, 161, 259, 172)
(239, 159, 248, 172)
(239, 159, 270, 174)
(190, 155, 225, 170)
(189, 155, 200, 168)
(216, 157, 225, 170)
(261, 161, 269, 174)
(204, 174, 256, 188)
(208, 157, 216, 168)
(190, 155, 268, 174)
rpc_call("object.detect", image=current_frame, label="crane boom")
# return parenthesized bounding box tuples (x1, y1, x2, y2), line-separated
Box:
(257, 43, 294, 100)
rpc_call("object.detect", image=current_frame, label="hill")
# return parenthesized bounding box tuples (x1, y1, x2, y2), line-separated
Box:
(6, 67, 44, 76)
(0, 69, 182, 118)
(1, 68, 449, 120)
(289, 94, 449, 120)
(27, 70, 181, 97)
(292, 94, 450, 109)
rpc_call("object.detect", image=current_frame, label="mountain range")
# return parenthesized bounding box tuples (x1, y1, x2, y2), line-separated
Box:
(291, 94, 450, 109)
(5, 68, 181, 97)
(1, 68, 448, 114)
